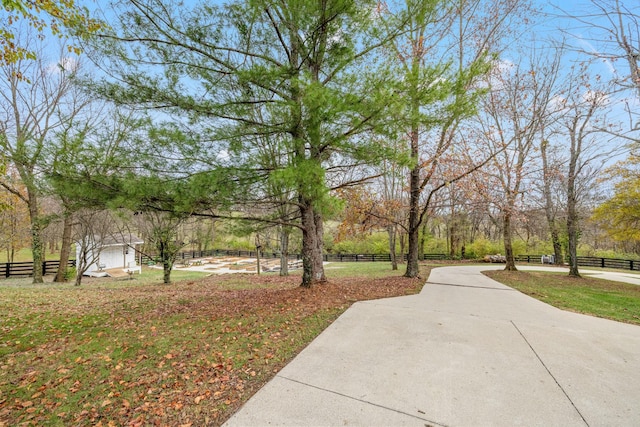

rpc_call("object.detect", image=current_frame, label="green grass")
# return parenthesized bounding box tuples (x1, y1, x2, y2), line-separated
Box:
(323, 261, 412, 278)
(2, 248, 65, 263)
(485, 270, 640, 325)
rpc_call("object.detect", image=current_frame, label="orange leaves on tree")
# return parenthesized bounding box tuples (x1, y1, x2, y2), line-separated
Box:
(335, 187, 403, 242)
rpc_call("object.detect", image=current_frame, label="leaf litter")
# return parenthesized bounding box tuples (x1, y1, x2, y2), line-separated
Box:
(0, 268, 426, 426)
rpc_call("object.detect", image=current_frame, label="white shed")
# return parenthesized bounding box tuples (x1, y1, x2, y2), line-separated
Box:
(78, 233, 144, 277)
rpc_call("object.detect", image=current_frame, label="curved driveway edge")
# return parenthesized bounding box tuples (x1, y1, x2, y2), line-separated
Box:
(224, 265, 640, 427)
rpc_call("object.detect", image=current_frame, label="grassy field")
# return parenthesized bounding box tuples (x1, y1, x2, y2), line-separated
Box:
(0, 263, 427, 426)
(484, 270, 640, 325)
(2, 248, 66, 263)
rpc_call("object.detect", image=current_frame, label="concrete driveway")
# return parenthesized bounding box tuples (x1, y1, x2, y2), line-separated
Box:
(223, 265, 640, 427)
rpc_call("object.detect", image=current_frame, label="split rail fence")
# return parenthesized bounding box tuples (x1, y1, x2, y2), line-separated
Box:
(140, 249, 447, 265)
(516, 255, 640, 271)
(4, 252, 638, 279)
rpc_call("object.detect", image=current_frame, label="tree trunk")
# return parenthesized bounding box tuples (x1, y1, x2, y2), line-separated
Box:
(449, 219, 457, 259)
(54, 211, 73, 282)
(567, 174, 580, 277)
(551, 229, 563, 265)
(74, 248, 86, 286)
(159, 241, 174, 284)
(300, 200, 325, 287)
(74, 271, 83, 286)
(503, 210, 518, 271)
(279, 226, 289, 276)
(256, 246, 261, 275)
(405, 126, 421, 278)
(419, 221, 428, 260)
(163, 259, 173, 284)
(541, 140, 564, 265)
(388, 224, 398, 270)
(28, 193, 44, 284)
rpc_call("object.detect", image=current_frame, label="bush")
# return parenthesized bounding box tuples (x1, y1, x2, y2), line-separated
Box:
(465, 238, 504, 259)
(64, 267, 77, 281)
(332, 232, 390, 254)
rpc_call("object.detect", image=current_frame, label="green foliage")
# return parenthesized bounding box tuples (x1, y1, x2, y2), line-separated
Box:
(464, 237, 505, 259)
(63, 267, 76, 281)
(217, 236, 255, 251)
(1, 0, 103, 64)
(332, 232, 390, 255)
(581, 248, 640, 260)
(593, 176, 640, 244)
(86, 0, 408, 263)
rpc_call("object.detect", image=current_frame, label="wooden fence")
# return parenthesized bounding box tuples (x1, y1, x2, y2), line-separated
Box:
(0, 260, 76, 278)
(516, 254, 640, 271)
(141, 249, 447, 264)
(6, 252, 637, 278)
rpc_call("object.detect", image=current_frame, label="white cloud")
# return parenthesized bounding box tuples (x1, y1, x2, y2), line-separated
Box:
(46, 57, 79, 74)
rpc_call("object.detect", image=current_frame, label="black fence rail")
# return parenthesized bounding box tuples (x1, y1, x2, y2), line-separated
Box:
(516, 255, 547, 263)
(141, 249, 447, 264)
(516, 254, 640, 271)
(1, 260, 76, 278)
(576, 256, 640, 271)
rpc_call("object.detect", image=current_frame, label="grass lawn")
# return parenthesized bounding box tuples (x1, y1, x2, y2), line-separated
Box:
(2, 248, 66, 263)
(0, 262, 427, 426)
(484, 270, 640, 326)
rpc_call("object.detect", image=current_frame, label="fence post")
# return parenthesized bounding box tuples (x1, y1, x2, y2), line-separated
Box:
(631, 260, 634, 271)
(42, 261, 47, 275)
(601, 258, 605, 268)
(5, 263, 9, 278)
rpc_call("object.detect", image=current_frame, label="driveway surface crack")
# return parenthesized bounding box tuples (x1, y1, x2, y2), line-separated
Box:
(510, 320, 590, 426)
(425, 281, 516, 291)
(278, 375, 449, 427)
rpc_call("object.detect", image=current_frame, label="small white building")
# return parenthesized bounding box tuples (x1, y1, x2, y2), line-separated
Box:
(77, 234, 144, 277)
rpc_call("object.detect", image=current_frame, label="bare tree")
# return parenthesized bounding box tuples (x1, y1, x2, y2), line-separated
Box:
(539, 137, 565, 265)
(73, 209, 115, 286)
(555, 68, 623, 277)
(567, 1, 640, 99)
(135, 211, 188, 285)
(0, 29, 89, 283)
(381, 0, 532, 277)
(476, 46, 563, 270)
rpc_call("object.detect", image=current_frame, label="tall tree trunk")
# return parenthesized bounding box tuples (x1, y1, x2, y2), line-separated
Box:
(388, 224, 398, 270)
(551, 228, 563, 265)
(405, 127, 421, 278)
(503, 210, 518, 271)
(28, 192, 44, 284)
(567, 118, 583, 278)
(419, 221, 428, 260)
(159, 241, 174, 284)
(541, 140, 564, 265)
(567, 168, 580, 277)
(279, 226, 289, 276)
(163, 259, 173, 284)
(299, 200, 326, 287)
(54, 211, 73, 282)
(449, 219, 457, 259)
(256, 249, 261, 274)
